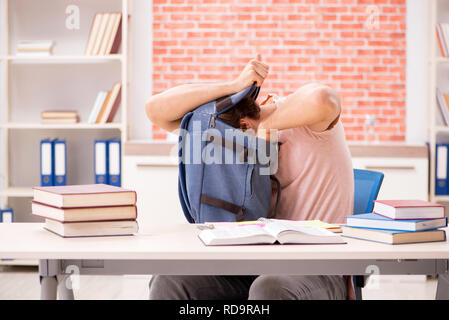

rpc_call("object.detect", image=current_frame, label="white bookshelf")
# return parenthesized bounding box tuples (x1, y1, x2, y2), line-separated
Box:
(428, 0, 449, 203)
(0, 0, 131, 266)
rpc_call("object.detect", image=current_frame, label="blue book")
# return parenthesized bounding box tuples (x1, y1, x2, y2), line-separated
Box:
(107, 139, 121, 187)
(346, 213, 448, 232)
(436, 143, 449, 195)
(342, 226, 447, 245)
(0, 208, 13, 223)
(94, 140, 109, 184)
(53, 140, 67, 186)
(40, 139, 54, 186)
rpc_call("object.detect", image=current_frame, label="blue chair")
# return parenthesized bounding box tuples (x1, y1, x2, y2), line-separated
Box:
(352, 169, 384, 300)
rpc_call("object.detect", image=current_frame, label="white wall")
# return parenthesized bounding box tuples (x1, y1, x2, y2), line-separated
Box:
(129, 0, 153, 140)
(406, 0, 429, 144)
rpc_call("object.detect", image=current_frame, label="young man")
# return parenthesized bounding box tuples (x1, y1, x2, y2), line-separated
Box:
(145, 56, 354, 300)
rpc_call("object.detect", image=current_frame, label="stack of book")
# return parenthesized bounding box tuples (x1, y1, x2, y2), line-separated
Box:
(16, 41, 54, 56)
(41, 111, 79, 124)
(32, 184, 138, 238)
(85, 12, 122, 56)
(87, 82, 122, 124)
(342, 200, 447, 244)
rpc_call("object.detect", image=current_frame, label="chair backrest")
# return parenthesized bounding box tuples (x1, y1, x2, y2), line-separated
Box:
(353, 169, 384, 215)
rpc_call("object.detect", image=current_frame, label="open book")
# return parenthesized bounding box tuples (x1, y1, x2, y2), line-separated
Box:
(198, 219, 346, 246)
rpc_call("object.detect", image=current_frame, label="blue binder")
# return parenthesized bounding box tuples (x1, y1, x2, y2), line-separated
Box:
(53, 139, 67, 186)
(436, 143, 449, 195)
(0, 208, 14, 223)
(108, 139, 121, 187)
(40, 139, 54, 186)
(94, 140, 109, 184)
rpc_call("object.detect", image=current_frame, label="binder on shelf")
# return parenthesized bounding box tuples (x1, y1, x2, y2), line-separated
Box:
(40, 139, 54, 187)
(108, 139, 121, 187)
(53, 140, 67, 186)
(0, 208, 13, 223)
(94, 140, 109, 184)
(436, 143, 449, 195)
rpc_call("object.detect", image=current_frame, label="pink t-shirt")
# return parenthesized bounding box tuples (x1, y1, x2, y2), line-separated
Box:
(274, 120, 354, 224)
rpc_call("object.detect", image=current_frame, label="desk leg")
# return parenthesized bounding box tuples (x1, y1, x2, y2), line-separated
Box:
(57, 275, 75, 300)
(39, 259, 60, 300)
(436, 274, 449, 300)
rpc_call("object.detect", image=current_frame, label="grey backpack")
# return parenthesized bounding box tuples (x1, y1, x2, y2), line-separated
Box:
(178, 85, 280, 223)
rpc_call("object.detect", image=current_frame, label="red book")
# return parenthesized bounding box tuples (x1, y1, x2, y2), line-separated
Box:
(373, 200, 445, 220)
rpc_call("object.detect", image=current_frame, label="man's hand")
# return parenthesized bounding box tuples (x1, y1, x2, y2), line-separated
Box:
(231, 54, 269, 92)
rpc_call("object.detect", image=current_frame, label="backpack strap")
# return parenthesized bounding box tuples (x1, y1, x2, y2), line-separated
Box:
(200, 194, 246, 222)
(215, 84, 260, 115)
(269, 176, 281, 218)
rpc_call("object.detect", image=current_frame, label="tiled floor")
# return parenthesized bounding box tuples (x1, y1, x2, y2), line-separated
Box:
(0, 266, 438, 300)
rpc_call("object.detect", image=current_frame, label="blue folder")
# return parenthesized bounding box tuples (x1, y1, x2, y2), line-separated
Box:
(436, 143, 449, 195)
(108, 139, 121, 187)
(94, 140, 109, 184)
(40, 139, 54, 186)
(53, 139, 67, 186)
(0, 208, 14, 223)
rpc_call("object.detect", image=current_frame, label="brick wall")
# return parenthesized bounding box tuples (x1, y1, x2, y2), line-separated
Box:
(152, 0, 406, 142)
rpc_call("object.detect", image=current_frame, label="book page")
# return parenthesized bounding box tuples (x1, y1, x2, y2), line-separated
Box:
(261, 219, 337, 238)
(206, 225, 271, 239)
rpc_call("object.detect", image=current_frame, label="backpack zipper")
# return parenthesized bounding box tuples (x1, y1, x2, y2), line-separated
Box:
(210, 114, 216, 128)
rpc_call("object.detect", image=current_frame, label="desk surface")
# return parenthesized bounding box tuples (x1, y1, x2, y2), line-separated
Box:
(0, 223, 448, 260)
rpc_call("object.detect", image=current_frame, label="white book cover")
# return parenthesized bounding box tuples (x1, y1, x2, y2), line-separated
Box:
(437, 88, 449, 125)
(88, 91, 108, 124)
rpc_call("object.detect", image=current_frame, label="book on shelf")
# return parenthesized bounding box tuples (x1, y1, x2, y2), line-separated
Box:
(44, 219, 138, 238)
(437, 88, 449, 126)
(341, 226, 446, 245)
(437, 23, 449, 58)
(373, 200, 445, 220)
(96, 82, 122, 124)
(31, 201, 137, 223)
(33, 184, 137, 208)
(16, 40, 54, 56)
(88, 91, 108, 124)
(345, 213, 448, 232)
(198, 218, 346, 246)
(85, 12, 122, 56)
(41, 110, 79, 124)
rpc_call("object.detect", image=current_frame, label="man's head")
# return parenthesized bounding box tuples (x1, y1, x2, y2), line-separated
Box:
(217, 95, 277, 133)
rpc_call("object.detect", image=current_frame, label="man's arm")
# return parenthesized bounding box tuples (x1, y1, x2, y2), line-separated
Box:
(146, 57, 269, 133)
(258, 82, 341, 139)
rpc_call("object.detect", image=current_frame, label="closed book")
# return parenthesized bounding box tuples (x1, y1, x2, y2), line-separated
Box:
(342, 226, 446, 245)
(87, 91, 108, 124)
(437, 88, 449, 126)
(85, 13, 103, 55)
(373, 200, 445, 220)
(44, 219, 138, 238)
(437, 24, 447, 57)
(98, 83, 121, 124)
(107, 13, 122, 54)
(33, 184, 137, 208)
(41, 118, 79, 124)
(42, 111, 78, 119)
(31, 201, 137, 222)
(346, 213, 448, 232)
(92, 13, 109, 55)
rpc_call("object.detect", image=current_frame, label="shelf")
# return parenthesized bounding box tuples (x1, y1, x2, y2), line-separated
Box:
(430, 57, 449, 64)
(0, 259, 38, 267)
(0, 55, 123, 64)
(0, 123, 124, 130)
(434, 126, 449, 133)
(434, 195, 449, 202)
(0, 187, 33, 198)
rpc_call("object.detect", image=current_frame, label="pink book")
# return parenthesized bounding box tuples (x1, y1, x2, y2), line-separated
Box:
(33, 184, 137, 209)
(373, 200, 445, 220)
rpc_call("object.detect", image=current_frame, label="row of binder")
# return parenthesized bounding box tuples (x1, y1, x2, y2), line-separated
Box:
(0, 208, 13, 223)
(94, 139, 121, 186)
(40, 139, 67, 187)
(40, 139, 121, 187)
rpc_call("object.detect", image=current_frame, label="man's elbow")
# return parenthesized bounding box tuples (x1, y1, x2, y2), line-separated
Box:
(145, 98, 160, 125)
(316, 86, 341, 120)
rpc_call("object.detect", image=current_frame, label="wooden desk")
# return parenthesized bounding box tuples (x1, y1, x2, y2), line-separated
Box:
(0, 223, 448, 300)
